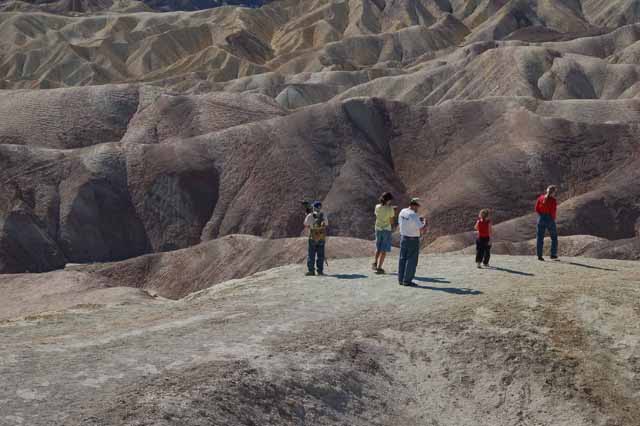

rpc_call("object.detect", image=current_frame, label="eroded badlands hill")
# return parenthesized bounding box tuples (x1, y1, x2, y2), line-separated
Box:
(1, 0, 640, 272)
(2, 91, 639, 273)
(2, 2, 640, 425)
(2, 0, 640, 92)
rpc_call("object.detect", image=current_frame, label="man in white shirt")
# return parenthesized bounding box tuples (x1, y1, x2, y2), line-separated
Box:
(398, 198, 427, 286)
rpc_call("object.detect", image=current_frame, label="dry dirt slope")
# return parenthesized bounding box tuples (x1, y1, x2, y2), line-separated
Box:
(1, 255, 639, 426)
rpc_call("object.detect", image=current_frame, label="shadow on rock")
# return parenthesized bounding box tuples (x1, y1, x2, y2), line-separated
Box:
(485, 266, 535, 276)
(331, 274, 368, 280)
(411, 285, 483, 295)
(563, 261, 617, 272)
(412, 276, 451, 284)
(391, 274, 452, 284)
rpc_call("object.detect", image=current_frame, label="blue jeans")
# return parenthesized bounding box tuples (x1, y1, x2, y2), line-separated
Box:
(398, 236, 420, 284)
(536, 214, 558, 258)
(308, 239, 325, 273)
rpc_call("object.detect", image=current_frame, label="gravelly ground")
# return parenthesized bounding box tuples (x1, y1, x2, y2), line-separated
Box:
(1, 255, 639, 426)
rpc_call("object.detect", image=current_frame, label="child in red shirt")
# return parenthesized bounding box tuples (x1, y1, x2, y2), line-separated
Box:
(474, 209, 492, 268)
(535, 185, 559, 261)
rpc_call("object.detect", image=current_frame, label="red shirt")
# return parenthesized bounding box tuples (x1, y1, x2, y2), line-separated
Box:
(476, 218, 491, 238)
(535, 194, 557, 220)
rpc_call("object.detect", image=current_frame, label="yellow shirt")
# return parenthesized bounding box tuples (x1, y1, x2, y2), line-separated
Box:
(374, 204, 394, 231)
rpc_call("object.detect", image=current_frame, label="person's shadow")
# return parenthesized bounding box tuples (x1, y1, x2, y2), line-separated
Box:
(413, 276, 452, 284)
(561, 261, 617, 272)
(411, 283, 483, 295)
(390, 273, 451, 284)
(390, 274, 483, 295)
(330, 274, 368, 280)
(484, 266, 534, 276)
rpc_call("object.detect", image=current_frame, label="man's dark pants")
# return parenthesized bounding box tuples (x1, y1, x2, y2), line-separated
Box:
(398, 236, 420, 284)
(307, 239, 325, 273)
(536, 214, 558, 258)
(476, 237, 491, 265)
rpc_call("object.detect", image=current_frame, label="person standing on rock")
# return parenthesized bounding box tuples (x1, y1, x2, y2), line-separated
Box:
(535, 185, 559, 261)
(373, 192, 396, 274)
(304, 201, 328, 276)
(474, 209, 492, 268)
(398, 198, 427, 286)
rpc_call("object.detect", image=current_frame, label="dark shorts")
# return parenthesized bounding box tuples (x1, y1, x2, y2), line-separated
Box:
(375, 230, 392, 252)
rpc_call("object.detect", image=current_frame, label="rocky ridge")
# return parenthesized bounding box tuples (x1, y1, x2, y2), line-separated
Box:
(2, 255, 639, 425)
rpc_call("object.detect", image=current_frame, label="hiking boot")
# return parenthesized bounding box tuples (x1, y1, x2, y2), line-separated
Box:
(376, 268, 385, 274)
(538, 256, 545, 261)
(305, 271, 315, 276)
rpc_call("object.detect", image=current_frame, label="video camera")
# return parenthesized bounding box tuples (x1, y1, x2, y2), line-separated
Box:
(301, 200, 313, 214)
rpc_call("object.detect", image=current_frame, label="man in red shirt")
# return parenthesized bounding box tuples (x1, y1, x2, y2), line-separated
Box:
(535, 185, 558, 261)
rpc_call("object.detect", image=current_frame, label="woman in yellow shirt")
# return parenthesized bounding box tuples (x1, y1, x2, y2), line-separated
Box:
(373, 192, 396, 274)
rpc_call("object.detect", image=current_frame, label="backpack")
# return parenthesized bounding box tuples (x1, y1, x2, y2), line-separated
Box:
(310, 212, 327, 241)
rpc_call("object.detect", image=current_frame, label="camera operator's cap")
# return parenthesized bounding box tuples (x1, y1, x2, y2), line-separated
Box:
(312, 201, 322, 209)
(409, 197, 421, 206)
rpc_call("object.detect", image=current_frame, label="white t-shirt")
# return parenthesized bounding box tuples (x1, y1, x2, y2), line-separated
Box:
(304, 212, 329, 237)
(398, 207, 424, 237)
(304, 212, 329, 227)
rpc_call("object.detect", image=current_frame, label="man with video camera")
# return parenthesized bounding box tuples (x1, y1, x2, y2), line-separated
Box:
(303, 200, 328, 276)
